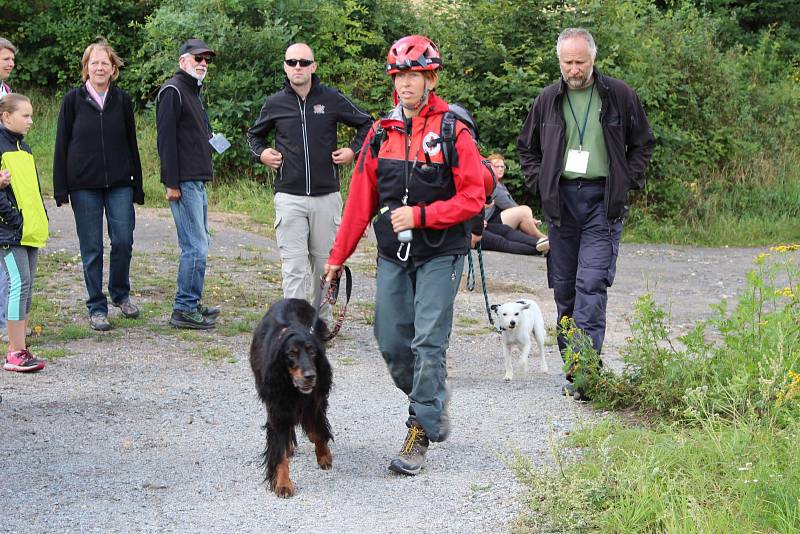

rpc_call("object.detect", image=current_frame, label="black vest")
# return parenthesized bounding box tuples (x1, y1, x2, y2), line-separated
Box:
(157, 70, 213, 183)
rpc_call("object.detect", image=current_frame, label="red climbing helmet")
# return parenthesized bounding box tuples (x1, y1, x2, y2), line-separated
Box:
(386, 35, 442, 75)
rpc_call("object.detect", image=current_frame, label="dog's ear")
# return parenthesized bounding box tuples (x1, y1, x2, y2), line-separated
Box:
(490, 304, 498, 312)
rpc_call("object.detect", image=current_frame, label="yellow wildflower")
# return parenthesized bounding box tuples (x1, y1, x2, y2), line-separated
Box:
(769, 244, 800, 253)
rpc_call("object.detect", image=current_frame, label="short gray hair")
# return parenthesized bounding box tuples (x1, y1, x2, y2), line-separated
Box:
(556, 28, 596, 60)
(0, 38, 16, 54)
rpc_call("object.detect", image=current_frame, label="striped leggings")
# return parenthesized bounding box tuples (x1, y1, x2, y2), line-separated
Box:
(1, 245, 38, 321)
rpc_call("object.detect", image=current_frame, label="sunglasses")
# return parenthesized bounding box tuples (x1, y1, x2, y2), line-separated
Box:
(194, 55, 213, 64)
(284, 58, 314, 68)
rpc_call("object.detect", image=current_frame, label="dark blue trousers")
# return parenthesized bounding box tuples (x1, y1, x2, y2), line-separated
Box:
(547, 180, 622, 358)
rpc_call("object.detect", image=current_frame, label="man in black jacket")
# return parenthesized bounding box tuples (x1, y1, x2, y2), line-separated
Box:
(157, 38, 220, 330)
(517, 28, 655, 399)
(247, 43, 371, 312)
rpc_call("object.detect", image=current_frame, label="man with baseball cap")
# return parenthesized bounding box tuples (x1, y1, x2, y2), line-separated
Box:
(156, 38, 221, 329)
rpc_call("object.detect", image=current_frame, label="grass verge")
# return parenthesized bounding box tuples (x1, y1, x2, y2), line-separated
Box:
(516, 246, 800, 532)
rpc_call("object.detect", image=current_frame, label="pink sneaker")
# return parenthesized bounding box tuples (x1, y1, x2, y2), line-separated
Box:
(3, 349, 46, 372)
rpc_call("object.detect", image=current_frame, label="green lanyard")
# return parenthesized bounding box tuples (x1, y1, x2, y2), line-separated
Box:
(565, 84, 594, 151)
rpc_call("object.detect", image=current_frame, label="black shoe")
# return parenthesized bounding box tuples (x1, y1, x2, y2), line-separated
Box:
(388, 423, 429, 476)
(170, 310, 215, 330)
(561, 382, 590, 401)
(197, 303, 220, 319)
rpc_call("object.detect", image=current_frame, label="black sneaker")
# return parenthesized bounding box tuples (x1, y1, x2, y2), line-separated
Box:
(388, 423, 429, 476)
(170, 310, 215, 330)
(197, 303, 220, 319)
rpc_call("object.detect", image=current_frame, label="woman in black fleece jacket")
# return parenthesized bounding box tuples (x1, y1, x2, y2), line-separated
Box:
(52, 39, 144, 331)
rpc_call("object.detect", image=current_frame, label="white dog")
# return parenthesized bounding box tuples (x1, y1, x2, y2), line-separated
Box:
(490, 299, 548, 380)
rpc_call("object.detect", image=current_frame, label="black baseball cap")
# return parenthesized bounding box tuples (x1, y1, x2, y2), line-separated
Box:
(179, 38, 216, 57)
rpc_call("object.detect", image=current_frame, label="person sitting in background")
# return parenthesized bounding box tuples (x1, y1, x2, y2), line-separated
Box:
(484, 153, 549, 253)
(472, 215, 546, 256)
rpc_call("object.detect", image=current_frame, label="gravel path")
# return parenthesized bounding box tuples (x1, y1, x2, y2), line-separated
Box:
(0, 202, 764, 533)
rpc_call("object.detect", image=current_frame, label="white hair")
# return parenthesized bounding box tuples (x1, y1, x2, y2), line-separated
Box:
(0, 38, 16, 54)
(556, 28, 597, 60)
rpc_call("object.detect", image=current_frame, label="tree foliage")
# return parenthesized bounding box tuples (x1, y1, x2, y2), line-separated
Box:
(1, 0, 798, 229)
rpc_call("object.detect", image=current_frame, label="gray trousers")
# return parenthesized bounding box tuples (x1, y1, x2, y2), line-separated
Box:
(374, 254, 464, 442)
(274, 191, 342, 312)
(547, 180, 622, 357)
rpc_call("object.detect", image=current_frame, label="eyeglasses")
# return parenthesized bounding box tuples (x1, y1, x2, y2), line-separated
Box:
(285, 58, 314, 68)
(194, 55, 213, 64)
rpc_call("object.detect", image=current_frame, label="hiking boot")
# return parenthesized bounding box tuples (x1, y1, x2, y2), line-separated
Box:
(89, 313, 112, 331)
(113, 299, 140, 319)
(388, 423, 429, 476)
(197, 303, 220, 319)
(170, 310, 215, 330)
(536, 237, 550, 255)
(561, 382, 590, 402)
(4, 349, 46, 372)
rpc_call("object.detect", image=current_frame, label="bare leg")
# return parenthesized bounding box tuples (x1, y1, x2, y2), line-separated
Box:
(7, 318, 26, 353)
(500, 206, 547, 239)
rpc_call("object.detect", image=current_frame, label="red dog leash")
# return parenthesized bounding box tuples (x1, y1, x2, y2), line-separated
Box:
(310, 265, 352, 341)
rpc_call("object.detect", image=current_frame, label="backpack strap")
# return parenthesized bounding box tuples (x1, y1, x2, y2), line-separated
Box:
(440, 111, 457, 168)
(369, 123, 386, 159)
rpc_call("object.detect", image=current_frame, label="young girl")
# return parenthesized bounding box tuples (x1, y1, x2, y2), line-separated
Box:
(0, 93, 48, 372)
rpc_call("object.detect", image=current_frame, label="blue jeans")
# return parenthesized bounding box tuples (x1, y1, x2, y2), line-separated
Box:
(71, 187, 135, 316)
(547, 180, 622, 356)
(168, 181, 210, 312)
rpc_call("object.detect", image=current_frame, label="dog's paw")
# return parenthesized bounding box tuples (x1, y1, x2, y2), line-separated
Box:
(273, 480, 295, 498)
(317, 452, 333, 470)
(503, 374, 512, 382)
(541, 363, 550, 373)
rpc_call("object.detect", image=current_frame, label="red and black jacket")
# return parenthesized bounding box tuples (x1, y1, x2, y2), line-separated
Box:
(328, 93, 486, 267)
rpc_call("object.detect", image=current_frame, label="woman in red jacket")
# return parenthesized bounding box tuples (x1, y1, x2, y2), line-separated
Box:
(325, 35, 485, 476)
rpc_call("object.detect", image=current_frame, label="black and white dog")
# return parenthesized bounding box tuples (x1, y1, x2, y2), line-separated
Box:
(490, 299, 548, 380)
(249, 298, 333, 498)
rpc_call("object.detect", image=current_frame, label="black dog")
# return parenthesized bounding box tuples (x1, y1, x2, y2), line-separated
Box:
(249, 298, 333, 498)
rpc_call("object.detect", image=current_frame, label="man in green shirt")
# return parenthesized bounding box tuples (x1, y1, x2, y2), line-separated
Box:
(517, 28, 655, 400)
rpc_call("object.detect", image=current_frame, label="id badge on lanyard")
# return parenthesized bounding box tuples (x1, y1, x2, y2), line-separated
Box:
(565, 148, 590, 174)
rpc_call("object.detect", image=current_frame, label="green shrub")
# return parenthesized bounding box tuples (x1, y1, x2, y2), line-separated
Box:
(0, 0, 158, 88)
(125, 0, 416, 180)
(567, 245, 800, 426)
